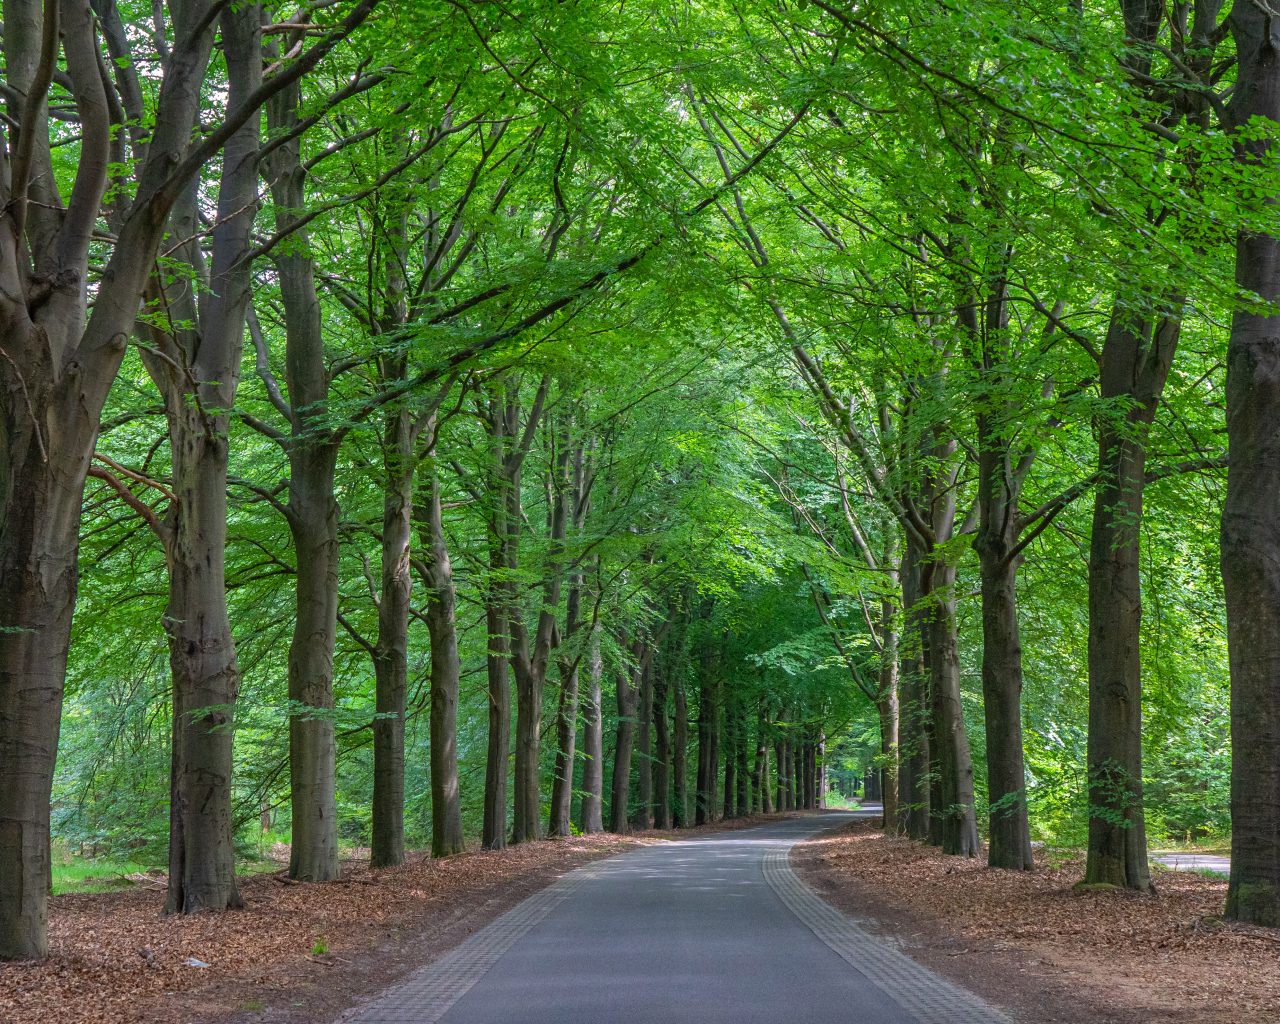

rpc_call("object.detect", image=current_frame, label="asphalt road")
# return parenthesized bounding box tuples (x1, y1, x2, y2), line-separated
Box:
(352, 810, 1008, 1024)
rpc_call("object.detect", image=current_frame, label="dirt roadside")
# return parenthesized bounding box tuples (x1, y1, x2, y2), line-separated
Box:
(0, 814, 786, 1024)
(791, 816, 1280, 1024)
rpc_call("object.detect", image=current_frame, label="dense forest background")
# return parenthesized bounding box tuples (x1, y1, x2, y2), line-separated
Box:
(5, 0, 1280, 962)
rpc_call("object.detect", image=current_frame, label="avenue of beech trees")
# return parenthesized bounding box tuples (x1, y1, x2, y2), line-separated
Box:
(4, 0, 1280, 966)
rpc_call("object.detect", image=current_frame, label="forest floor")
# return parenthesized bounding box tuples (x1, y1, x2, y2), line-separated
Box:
(792, 817, 1280, 1024)
(0, 814, 785, 1024)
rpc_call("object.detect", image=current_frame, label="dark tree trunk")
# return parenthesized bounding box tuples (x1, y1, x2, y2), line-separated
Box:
(695, 658, 717, 825)
(286, 444, 341, 882)
(610, 658, 640, 833)
(1081, 0, 1190, 895)
(897, 540, 931, 839)
(876, 589, 900, 831)
(652, 660, 672, 829)
(1223, 3, 1280, 927)
(371, 403, 412, 869)
(630, 661, 654, 829)
(673, 670, 690, 827)
(484, 582, 511, 851)
(548, 647, 581, 837)
(508, 385, 562, 846)
(925, 562, 980, 856)
(788, 742, 798, 814)
(976, 544, 1033, 870)
(266, 76, 342, 884)
(735, 709, 750, 817)
(152, 19, 260, 912)
(161, 417, 243, 915)
(1083, 314, 1174, 891)
(579, 621, 605, 833)
(723, 710, 738, 819)
(420, 444, 465, 858)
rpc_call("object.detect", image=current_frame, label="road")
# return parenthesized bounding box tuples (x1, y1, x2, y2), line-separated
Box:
(349, 811, 1008, 1024)
(1153, 851, 1230, 875)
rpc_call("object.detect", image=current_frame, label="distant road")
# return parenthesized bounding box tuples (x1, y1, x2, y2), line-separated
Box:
(1152, 851, 1230, 875)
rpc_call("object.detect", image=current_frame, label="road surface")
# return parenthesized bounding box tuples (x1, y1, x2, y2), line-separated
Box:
(1153, 851, 1230, 876)
(349, 811, 1008, 1024)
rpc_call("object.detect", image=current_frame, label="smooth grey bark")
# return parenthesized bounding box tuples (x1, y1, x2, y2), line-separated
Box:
(371, 404, 411, 867)
(141, 9, 261, 915)
(923, 559, 979, 857)
(897, 540, 931, 839)
(0, 0, 220, 960)
(264, 77, 342, 884)
(420, 436, 465, 858)
(0, 0, 377, 957)
(368, 231, 415, 868)
(578, 620, 605, 833)
(1223, 1, 1280, 927)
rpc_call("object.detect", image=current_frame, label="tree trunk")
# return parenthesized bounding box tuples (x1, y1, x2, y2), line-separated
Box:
(1083, 318, 1169, 890)
(610, 660, 639, 833)
(673, 670, 690, 827)
(735, 709, 750, 817)
(877, 600, 900, 830)
(549, 654, 580, 837)
(579, 622, 605, 833)
(371, 406, 412, 869)
(976, 544, 1033, 870)
(652, 660, 672, 829)
(630, 661, 654, 829)
(695, 661, 715, 825)
(925, 562, 980, 856)
(421, 446, 465, 857)
(162, 412, 243, 914)
(483, 586, 511, 851)
(723, 708, 738, 819)
(286, 444, 341, 882)
(1222, 3, 1280, 926)
(897, 540, 931, 839)
(152, 18, 260, 911)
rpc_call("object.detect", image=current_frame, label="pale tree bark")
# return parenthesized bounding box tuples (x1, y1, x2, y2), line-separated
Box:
(1223, 1, 1280, 927)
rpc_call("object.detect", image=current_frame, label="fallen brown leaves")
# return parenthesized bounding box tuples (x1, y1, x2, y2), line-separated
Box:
(793, 819, 1280, 1024)
(0, 814, 785, 1024)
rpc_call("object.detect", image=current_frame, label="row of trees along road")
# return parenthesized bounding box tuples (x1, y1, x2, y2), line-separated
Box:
(5, 0, 1280, 960)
